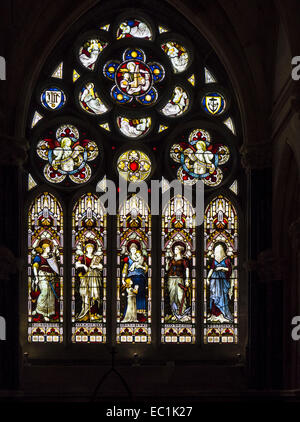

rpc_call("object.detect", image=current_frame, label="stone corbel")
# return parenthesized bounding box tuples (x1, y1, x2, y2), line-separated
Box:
(0, 134, 29, 168)
(289, 218, 300, 253)
(240, 141, 272, 172)
(244, 249, 287, 282)
(0, 246, 23, 281)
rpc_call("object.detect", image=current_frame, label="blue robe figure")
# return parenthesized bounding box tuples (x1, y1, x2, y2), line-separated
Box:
(122, 249, 148, 322)
(209, 257, 233, 322)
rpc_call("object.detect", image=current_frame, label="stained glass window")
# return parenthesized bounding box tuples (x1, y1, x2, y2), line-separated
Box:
(161, 196, 196, 343)
(204, 195, 238, 343)
(25, 3, 243, 350)
(72, 193, 107, 343)
(28, 193, 63, 342)
(117, 195, 152, 343)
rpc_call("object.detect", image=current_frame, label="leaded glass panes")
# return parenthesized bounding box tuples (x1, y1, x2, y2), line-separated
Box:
(28, 193, 64, 343)
(117, 196, 152, 343)
(72, 193, 107, 343)
(204, 195, 238, 343)
(161, 196, 196, 343)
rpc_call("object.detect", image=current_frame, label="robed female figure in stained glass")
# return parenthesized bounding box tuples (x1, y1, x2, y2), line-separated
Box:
(121, 241, 148, 322)
(166, 243, 191, 322)
(207, 243, 233, 323)
(75, 240, 103, 321)
(31, 239, 60, 322)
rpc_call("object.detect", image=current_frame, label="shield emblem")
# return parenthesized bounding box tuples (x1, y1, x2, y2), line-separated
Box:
(45, 89, 62, 109)
(46, 256, 60, 274)
(205, 94, 223, 115)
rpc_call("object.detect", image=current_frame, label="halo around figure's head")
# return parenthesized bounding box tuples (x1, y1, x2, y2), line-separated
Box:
(127, 239, 141, 252)
(36, 238, 53, 253)
(171, 241, 186, 255)
(212, 242, 227, 261)
(84, 239, 97, 251)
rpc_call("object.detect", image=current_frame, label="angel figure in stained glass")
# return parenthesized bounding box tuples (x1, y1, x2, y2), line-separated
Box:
(31, 239, 60, 322)
(52, 137, 84, 173)
(117, 20, 152, 40)
(79, 39, 102, 69)
(162, 42, 188, 73)
(166, 243, 191, 322)
(207, 243, 234, 323)
(75, 241, 103, 321)
(80, 83, 107, 114)
(118, 117, 149, 138)
(184, 140, 215, 176)
(161, 86, 188, 116)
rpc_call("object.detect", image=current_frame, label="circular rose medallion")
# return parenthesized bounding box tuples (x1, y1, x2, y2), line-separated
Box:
(116, 60, 152, 97)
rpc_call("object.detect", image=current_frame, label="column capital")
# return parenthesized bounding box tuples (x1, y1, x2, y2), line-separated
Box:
(240, 141, 272, 172)
(289, 218, 300, 252)
(244, 249, 287, 282)
(0, 134, 29, 168)
(0, 246, 22, 281)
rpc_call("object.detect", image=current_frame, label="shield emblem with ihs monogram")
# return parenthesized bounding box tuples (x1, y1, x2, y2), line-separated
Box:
(41, 87, 65, 110)
(45, 89, 62, 109)
(205, 94, 224, 115)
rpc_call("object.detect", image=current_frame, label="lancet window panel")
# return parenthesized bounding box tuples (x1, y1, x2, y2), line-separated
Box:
(116, 195, 152, 344)
(161, 195, 196, 344)
(72, 193, 107, 343)
(203, 195, 238, 344)
(27, 192, 64, 343)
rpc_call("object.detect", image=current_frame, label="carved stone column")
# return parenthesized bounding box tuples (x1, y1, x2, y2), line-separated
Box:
(246, 249, 285, 389)
(241, 143, 274, 389)
(0, 135, 28, 390)
(287, 218, 300, 389)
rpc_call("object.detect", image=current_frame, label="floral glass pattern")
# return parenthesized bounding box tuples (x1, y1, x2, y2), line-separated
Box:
(117, 150, 152, 182)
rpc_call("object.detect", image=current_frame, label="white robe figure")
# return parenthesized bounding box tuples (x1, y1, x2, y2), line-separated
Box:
(79, 41, 101, 68)
(81, 83, 107, 114)
(122, 283, 139, 323)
